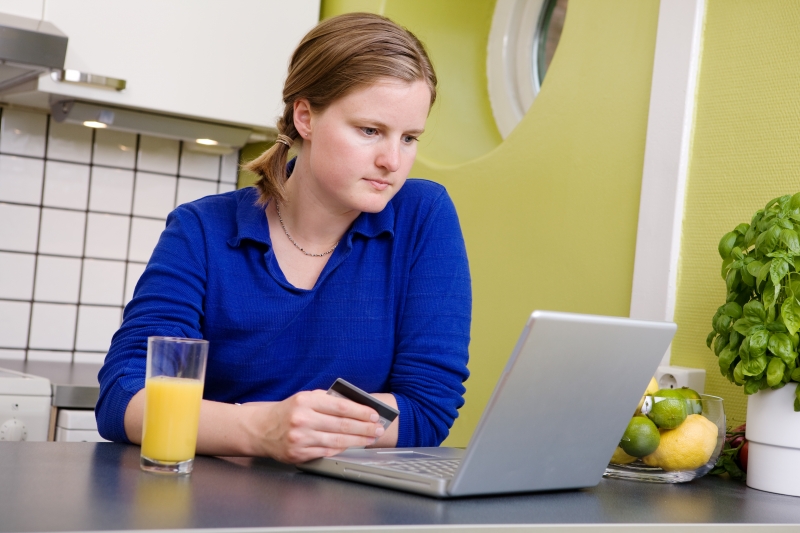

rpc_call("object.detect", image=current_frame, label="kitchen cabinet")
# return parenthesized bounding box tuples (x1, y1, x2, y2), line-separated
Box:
(0, 0, 320, 130)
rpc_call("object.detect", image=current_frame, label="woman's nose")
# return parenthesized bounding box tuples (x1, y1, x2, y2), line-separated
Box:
(376, 142, 401, 172)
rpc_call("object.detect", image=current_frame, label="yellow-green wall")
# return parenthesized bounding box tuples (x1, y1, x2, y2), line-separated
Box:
(671, 0, 800, 429)
(323, 0, 661, 446)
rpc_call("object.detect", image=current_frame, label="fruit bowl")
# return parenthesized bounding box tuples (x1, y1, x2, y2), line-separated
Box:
(604, 394, 725, 483)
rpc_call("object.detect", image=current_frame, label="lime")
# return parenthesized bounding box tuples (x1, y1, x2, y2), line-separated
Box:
(674, 387, 703, 414)
(647, 390, 688, 429)
(619, 416, 661, 457)
(642, 414, 718, 471)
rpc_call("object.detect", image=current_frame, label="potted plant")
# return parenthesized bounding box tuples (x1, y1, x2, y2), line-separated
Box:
(708, 192, 800, 496)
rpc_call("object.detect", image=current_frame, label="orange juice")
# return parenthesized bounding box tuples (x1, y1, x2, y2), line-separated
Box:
(141, 376, 204, 462)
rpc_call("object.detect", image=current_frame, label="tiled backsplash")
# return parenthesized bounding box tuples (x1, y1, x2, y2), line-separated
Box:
(0, 107, 239, 364)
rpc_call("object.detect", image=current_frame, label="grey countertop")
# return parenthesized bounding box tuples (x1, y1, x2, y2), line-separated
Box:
(1, 442, 799, 532)
(0, 360, 102, 408)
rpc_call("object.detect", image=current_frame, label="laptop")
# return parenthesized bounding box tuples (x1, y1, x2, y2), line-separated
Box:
(297, 310, 677, 498)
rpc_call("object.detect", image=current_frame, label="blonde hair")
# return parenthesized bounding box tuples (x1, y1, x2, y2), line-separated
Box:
(244, 12, 437, 205)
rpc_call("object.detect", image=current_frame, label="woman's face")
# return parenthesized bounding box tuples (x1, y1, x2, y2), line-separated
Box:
(295, 78, 431, 215)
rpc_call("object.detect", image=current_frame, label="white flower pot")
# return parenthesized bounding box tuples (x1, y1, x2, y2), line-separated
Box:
(746, 385, 800, 497)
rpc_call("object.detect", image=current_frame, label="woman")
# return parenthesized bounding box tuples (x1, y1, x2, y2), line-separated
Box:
(96, 13, 471, 464)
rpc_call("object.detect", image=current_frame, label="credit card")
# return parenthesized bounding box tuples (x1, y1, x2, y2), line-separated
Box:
(327, 378, 399, 430)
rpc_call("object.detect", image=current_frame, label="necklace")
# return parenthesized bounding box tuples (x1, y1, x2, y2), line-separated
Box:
(274, 202, 339, 257)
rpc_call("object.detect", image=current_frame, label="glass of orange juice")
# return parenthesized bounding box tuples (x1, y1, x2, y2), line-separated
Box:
(140, 336, 208, 474)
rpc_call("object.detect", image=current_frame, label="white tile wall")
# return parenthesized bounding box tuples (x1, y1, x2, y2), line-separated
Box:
(138, 136, 179, 175)
(0, 252, 35, 300)
(0, 108, 46, 157)
(93, 129, 136, 169)
(0, 300, 30, 348)
(177, 177, 218, 206)
(0, 107, 239, 362)
(124, 263, 146, 304)
(88, 167, 134, 214)
(180, 149, 219, 181)
(29, 302, 77, 350)
(34, 256, 82, 303)
(0, 155, 44, 204)
(38, 208, 86, 257)
(85, 213, 129, 260)
(0, 203, 39, 252)
(75, 306, 121, 352)
(43, 161, 90, 210)
(128, 218, 165, 262)
(47, 121, 92, 164)
(80, 259, 125, 306)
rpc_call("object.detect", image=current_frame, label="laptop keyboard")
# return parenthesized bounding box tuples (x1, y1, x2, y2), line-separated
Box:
(365, 458, 462, 479)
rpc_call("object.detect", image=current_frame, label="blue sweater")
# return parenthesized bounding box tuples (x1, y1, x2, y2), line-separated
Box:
(96, 179, 472, 448)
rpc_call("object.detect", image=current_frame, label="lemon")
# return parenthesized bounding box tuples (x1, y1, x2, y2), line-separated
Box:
(648, 390, 688, 429)
(636, 377, 660, 414)
(642, 414, 718, 471)
(619, 416, 660, 457)
(610, 446, 637, 464)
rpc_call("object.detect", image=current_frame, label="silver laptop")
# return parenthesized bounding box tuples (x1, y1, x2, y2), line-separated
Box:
(298, 310, 677, 498)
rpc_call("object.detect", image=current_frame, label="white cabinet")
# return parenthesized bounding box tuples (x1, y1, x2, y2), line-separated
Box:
(2, 0, 320, 130)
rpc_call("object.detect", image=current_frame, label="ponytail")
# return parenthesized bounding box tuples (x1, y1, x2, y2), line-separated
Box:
(243, 110, 299, 206)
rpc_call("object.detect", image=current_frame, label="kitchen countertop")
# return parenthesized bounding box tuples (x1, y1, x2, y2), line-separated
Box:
(1, 442, 799, 532)
(0, 360, 102, 408)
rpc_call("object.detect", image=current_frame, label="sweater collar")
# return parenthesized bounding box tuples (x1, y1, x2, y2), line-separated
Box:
(228, 181, 394, 248)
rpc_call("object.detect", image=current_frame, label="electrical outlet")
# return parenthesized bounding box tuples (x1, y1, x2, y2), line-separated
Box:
(654, 366, 706, 394)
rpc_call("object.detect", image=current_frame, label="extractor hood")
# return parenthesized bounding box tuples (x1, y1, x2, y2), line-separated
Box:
(0, 12, 67, 92)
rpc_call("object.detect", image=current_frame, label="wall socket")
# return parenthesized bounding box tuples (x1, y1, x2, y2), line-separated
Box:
(654, 366, 706, 394)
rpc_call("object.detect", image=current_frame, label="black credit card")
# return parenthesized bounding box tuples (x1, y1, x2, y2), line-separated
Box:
(327, 378, 399, 430)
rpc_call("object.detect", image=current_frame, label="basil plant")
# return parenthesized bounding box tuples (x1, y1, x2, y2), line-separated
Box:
(707, 193, 800, 411)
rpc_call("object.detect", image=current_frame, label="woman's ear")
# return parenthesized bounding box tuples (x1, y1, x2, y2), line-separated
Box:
(293, 99, 313, 140)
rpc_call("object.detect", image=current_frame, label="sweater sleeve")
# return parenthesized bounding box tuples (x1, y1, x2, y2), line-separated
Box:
(95, 206, 208, 442)
(392, 189, 472, 447)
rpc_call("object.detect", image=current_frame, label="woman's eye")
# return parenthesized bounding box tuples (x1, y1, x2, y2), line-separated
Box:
(362, 127, 378, 136)
(403, 135, 419, 144)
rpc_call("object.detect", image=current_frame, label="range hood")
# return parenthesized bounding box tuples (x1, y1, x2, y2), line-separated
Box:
(0, 12, 67, 92)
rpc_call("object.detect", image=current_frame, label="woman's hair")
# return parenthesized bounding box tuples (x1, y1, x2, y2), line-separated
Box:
(244, 12, 437, 205)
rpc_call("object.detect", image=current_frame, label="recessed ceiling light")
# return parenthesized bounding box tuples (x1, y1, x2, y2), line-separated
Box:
(83, 121, 108, 128)
(196, 138, 218, 146)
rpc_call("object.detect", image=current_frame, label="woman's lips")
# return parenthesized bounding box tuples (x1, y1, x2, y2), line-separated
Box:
(365, 179, 389, 191)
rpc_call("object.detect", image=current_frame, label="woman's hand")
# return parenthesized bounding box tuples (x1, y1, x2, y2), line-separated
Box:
(243, 390, 385, 463)
(125, 389, 389, 464)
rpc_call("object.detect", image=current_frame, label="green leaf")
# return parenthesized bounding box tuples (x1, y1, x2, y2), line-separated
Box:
(745, 378, 761, 395)
(795, 383, 800, 412)
(745, 226, 758, 248)
(714, 333, 729, 356)
(706, 330, 717, 349)
(767, 357, 786, 387)
(782, 297, 800, 336)
(726, 268, 741, 293)
(744, 300, 767, 322)
(741, 267, 755, 287)
(729, 330, 742, 348)
(747, 260, 764, 277)
(734, 361, 745, 384)
(770, 258, 790, 287)
(739, 336, 751, 362)
(763, 279, 777, 309)
(735, 222, 750, 235)
(784, 359, 796, 383)
(779, 217, 796, 230)
(721, 302, 743, 319)
(716, 314, 732, 334)
(782, 229, 800, 253)
(757, 260, 772, 288)
(759, 224, 782, 255)
(733, 317, 764, 336)
(767, 320, 788, 333)
(719, 346, 738, 374)
(792, 368, 800, 382)
(719, 231, 739, 259)
(742, 353, 768, 376)
(750, 329, 769, 357)
(768, 332, 796, 365)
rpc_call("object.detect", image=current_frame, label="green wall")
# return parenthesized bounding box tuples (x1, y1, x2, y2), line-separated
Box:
(324, 0, 660, 446)
(671, 0, 800, 429)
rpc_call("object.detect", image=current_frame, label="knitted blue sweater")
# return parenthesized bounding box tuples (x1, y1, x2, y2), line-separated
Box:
(96, 179, 472, 448)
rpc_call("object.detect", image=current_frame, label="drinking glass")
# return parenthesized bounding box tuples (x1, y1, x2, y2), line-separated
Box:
(140, 337, 208, 474)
